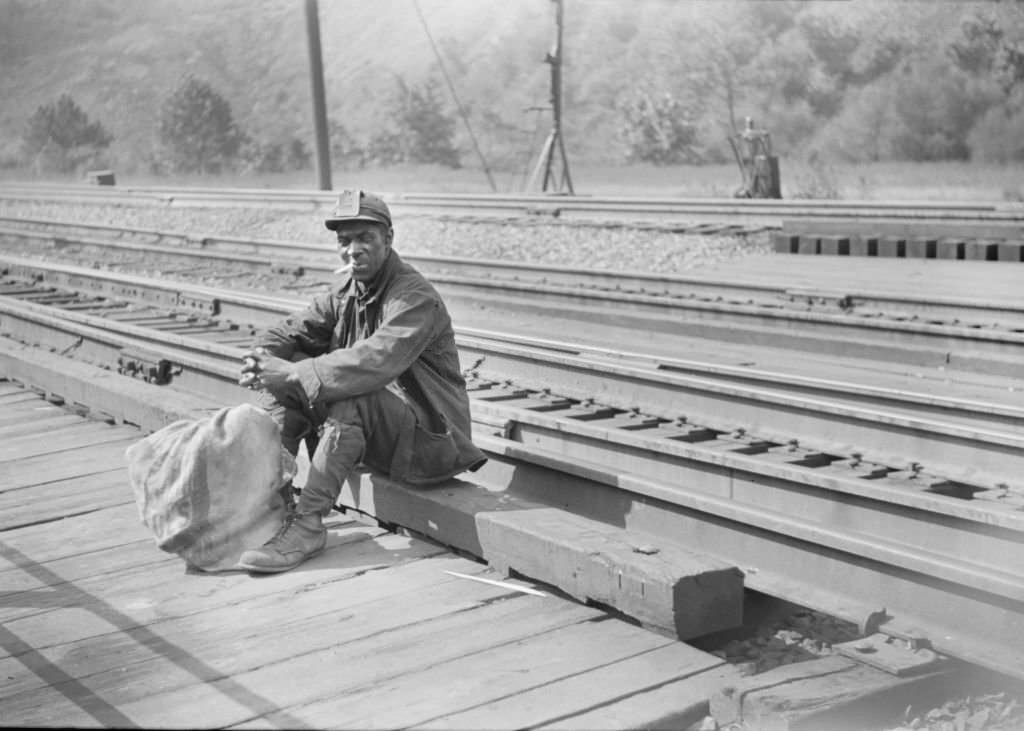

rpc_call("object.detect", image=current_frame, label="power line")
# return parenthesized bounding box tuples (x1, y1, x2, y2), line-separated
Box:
(411, 0, 497, 192)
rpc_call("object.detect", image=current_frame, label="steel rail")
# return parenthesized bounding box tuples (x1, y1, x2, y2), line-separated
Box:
(3, 182, 1024, 227)
(457, 333, 1024, 489)
(477, 330, 1024, 427)
(1, 291, 1022, 679)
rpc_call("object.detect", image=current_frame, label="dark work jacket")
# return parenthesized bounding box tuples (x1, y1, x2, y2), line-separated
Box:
(256, 250, 486, 483)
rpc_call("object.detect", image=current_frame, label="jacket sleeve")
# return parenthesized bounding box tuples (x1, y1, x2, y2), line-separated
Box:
(292, 286, 441, 404)
(256, 290, 338, 361)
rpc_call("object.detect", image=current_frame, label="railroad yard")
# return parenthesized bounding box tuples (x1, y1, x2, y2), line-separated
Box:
(1, 184, 1024, 730)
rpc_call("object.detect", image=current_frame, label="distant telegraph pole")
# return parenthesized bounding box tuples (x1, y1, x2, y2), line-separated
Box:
(527, 0, 574, 195)
(304, 0, 332, 190)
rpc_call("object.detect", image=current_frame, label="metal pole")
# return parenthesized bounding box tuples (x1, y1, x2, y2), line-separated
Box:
(305, 0, 332, 191)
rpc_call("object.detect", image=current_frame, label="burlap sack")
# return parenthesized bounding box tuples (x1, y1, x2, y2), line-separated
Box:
(125, 403, 296, 572)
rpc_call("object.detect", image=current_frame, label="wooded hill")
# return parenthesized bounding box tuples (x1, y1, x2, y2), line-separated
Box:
(2, 0, 1022, 175)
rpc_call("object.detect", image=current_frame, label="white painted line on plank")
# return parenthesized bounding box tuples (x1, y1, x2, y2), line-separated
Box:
(443, 570, 547, 597)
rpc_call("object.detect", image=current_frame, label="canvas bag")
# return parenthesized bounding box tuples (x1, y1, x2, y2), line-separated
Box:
(126, 403, 296, 572)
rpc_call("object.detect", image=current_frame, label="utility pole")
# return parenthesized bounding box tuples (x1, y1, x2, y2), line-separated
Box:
(526, 0, 574, 195)
(305, 0, 332, 190)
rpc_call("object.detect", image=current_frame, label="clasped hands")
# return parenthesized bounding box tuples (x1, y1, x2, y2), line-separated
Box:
(239, 347, 308, 410)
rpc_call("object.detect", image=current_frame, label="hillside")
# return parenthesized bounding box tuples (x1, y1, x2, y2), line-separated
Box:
(0, 0, 547, 169)
(2, 0, 1023, 176)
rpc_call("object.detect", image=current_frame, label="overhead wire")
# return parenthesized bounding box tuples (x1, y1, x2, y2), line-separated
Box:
(519, 106, 547, 191)
(411, 0, 498, 192)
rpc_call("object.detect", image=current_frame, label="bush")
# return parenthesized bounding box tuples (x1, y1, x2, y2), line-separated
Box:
(618, 91, 701, 165)
(787, 154, 841, 199)
(968, 104, 1024, 162)
(328, 120, 366, 169)
(888, 58, 993, 161)
(400, 77, 461, 168)
(157, 76, 247, 174)
(364, 76, 461, 168)
(21, 94, 112, 173)
(239, 136, 311, 174)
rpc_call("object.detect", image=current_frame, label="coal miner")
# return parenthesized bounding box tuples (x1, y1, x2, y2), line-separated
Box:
(237, 189, 486, 573)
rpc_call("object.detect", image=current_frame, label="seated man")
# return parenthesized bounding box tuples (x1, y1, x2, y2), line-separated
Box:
(237, 189, 487, 573)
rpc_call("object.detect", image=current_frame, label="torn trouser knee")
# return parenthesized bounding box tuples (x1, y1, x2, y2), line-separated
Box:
(298, 405, 367, 516)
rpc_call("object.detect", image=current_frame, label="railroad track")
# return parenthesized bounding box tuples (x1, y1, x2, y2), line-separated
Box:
(4, 215, 1024, 323)
(3, 181, 1024, 232)
(2, 217, 1024, 383)
(1, 262, 1023, 682)
(3, 261, 1021, 488)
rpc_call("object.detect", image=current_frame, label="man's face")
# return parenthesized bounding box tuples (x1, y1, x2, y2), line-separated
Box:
(335, 222, 392, 282)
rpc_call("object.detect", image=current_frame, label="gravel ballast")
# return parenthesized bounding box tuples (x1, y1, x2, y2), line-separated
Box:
(0, 200, 773, 274)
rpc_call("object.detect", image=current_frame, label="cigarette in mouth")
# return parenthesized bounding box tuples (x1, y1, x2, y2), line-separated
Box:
(334, 262, 353, 275)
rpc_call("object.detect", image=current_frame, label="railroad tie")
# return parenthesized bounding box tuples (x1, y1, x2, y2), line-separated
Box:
(850, 234, 879, 257)
(771, 232, 799, 254)
(817, 235, 850, 256)
(477, 508, 744, 640)
(709, 652, 962, 731)
(997, 240, 1024, 262)
(964, 240, 999, 261)
(338, 471, 745, 641)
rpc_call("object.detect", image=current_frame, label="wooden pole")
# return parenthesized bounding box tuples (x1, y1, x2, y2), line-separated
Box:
(305, 0, 332, 191)
(527, 0, 574, 194)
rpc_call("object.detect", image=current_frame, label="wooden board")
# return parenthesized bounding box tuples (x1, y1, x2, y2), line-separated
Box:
(0, 421, 140, 463)
(0, 381, 734, 729)
(0, 412, 90, 438)
(0, 439, 138, 491)
(0, 389, 44, 405)
(0, 400, 69, 427)
(0, 469, 134, 531)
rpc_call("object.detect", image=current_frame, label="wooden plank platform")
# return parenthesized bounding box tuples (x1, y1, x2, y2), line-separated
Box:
(0, 381, 735, 730)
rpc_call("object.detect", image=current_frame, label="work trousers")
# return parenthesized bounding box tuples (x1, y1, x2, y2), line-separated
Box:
(260, 384, 418, 516)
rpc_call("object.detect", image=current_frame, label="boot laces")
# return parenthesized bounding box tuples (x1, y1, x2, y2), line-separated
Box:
(264, 513, 297, 547)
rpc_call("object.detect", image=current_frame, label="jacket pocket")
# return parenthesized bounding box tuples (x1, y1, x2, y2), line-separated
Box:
(402, 423, 460, 484)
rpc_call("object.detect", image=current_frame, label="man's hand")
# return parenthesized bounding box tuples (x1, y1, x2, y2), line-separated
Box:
(239, 347, 309, 410)
(238, 349, 262, 389)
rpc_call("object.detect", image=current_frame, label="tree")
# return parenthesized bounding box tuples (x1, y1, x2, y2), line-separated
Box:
(888, 56, 988, 161)
(157, 76, 247, 174)
(366, 129, 405, 167)
(328, 119, 365, 169)
(950, 6, 1024, 94)
(618, 91, 700, 165)
(238, 136, 311, 174)
(21, 94, 112, 173)
(399, 77, 461, 168)
(366, 76, 461, 168)
(687, 7, 762, 137)
(968, 91, 1024, 163)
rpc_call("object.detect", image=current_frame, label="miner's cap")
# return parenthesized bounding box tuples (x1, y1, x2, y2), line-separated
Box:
(324, 189, 392, 231)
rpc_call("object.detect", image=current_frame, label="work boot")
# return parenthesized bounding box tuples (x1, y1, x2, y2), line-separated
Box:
(237, 512, 326, 573)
